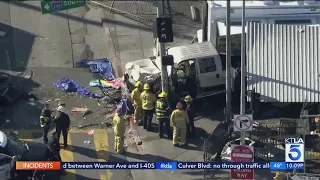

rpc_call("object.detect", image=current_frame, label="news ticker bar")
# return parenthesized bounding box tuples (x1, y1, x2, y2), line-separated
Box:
(16, 161, 304, 170)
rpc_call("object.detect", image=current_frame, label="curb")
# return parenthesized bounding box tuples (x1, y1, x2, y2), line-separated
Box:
(102, 22, 123, 78)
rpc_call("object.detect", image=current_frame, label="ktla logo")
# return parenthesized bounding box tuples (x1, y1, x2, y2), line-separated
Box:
(285, 138, 304, 162)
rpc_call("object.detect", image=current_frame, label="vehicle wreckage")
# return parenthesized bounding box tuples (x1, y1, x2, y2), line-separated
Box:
(122, 42, 241, 104)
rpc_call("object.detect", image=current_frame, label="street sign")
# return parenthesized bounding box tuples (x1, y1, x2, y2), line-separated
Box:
(231, 145, 254, 180)
(156, 18, 173, 43)
(41, 0, 87, 14)
(234, 114, 253, 132)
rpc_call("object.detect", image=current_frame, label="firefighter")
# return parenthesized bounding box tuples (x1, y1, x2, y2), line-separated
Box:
(273, 172, 285, 180)
(131, 81, 143, 125)
(156, 92, 171, 138)
(53, 102, 70, 148)
(185, 95, 196, 138)
(40, 103, 53, 144)
(170, 100, 189, 146)
(113, 107, 126, 154)
(140, 83, 156, 131)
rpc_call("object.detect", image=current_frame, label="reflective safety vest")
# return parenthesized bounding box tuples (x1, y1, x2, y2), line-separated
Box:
(40, 116, 50, 127)
(156, 99, 169, 118)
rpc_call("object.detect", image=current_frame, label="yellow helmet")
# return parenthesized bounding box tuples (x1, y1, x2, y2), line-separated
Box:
(185, 95, 193, 102)
(135, 81, 142, 87)
(158, 92, 167, 98)
(144, 83, 150, 90)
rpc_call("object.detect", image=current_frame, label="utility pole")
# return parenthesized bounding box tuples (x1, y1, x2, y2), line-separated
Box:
(157, 1, 169, 92)
(226, 0, 232, 124)
(240, 0, 246, 145)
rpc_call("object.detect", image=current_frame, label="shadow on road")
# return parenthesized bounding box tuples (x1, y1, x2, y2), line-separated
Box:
(68, 144, 99, 159)
(8, 1, 194, 40)
(0, 22, 35, 71)
(0, 70, 44, 136)
(63, 171, 101, 180)
(125, 151, 173, 162)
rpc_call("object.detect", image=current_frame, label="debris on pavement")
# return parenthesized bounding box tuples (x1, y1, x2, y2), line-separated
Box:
(77, 59, 115, 80)
(46, 99, 52, 103)
(27, 102, 36, 106)
(77, 123, 99, 129)
(89, 78, 122, 89)
(5, 119, 10, 123)
(87, 130, 94, 135)
(84, 140, 91, 144)
(53, 78, 104, 98)
(71, 107, 87, 112)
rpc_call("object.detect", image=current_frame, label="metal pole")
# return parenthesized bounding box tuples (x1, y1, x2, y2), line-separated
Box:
(157, 2, 169, 92)
(302, 110, 308, 174)
(240, 0, 246, 145)
(226, 0, 232, 124)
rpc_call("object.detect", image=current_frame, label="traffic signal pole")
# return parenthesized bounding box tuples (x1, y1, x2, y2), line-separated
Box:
(226, 0, 232, 128)
(240, 0, 246, 145)
(157, 1, 169, 93)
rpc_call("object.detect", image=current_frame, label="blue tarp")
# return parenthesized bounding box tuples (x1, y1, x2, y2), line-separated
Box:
(117, 98, 134, 116)
(53, 78, 104, 98)
(78, 59, 115, 80)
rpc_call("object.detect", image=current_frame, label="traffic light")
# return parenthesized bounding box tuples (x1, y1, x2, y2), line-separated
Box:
(156, 18, 173, 43)
(161, 55, 174, 66)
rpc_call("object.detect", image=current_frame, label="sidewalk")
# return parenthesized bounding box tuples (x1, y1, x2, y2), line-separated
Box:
(124, 108, 277, 180)
(124, 115, 224, 180)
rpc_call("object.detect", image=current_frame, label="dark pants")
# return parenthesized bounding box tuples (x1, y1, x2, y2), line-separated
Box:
(56, 126, 68, 145)
(43, 125, 50, 143)
(187, 121, 196, 138)
(157, 117, 171, 138)
(143, 109, 153, 130)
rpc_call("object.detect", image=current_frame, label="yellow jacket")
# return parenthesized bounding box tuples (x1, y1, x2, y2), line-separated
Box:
(113, 114, 126, 137)
(170, 109, 189, 127)
(131, 88, 141, 105)
(140, 91, 156, 110)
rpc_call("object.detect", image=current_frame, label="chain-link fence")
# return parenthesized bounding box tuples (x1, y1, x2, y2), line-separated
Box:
(287, 173, 320, 180)
(203, 117, 320, 178)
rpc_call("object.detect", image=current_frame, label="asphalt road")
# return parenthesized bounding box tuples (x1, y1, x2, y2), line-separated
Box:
(0, 67, 131, 180)
(3, 128, 131, 180)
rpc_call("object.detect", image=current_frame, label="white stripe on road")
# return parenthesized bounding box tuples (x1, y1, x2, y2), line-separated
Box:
(232, 153, 253, 158)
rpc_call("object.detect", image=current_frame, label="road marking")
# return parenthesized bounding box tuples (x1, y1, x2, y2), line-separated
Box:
(93, 129, 112, 180)
(60, 133, 76, 180)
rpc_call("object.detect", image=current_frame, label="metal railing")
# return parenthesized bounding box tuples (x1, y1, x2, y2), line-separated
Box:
(89, 1, 155, 26)
(203, 117, 320, 178)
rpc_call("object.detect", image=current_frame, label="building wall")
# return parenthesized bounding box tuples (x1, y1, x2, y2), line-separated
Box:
(246, 22, 320, 102)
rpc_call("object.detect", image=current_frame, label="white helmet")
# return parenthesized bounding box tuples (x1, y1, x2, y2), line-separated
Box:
(0, 131, 8, 148)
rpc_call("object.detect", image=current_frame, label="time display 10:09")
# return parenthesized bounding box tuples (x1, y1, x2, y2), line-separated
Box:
(286, 162, 304, 170)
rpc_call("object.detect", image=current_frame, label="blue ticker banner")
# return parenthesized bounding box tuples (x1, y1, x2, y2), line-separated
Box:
(61, 162, 303, 170)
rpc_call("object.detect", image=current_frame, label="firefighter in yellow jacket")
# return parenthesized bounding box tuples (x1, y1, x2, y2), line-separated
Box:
(170, 100, 189, 146)
(273, 172, 285, 180)
(131, 81, 143, 125)
(140, 83, 156, 131)
(113, 108, 126, 154)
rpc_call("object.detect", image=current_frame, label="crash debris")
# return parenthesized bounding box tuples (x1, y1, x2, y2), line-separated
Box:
(87, 130, 94, 135)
